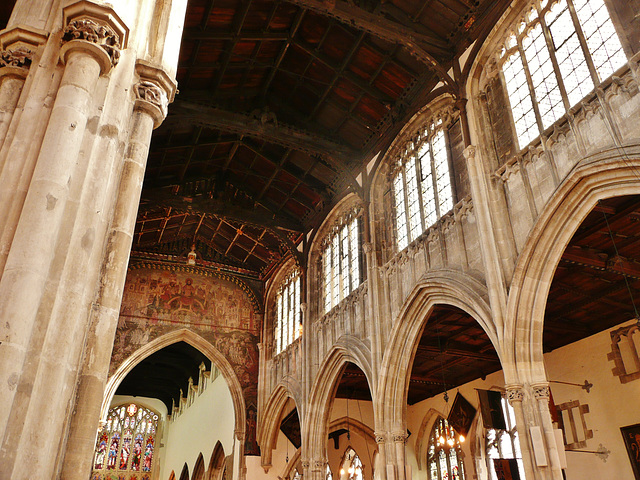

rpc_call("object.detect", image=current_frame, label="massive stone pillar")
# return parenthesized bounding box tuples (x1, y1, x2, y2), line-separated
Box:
(60, 60, 174, 480)
(0, 0, 179, 477)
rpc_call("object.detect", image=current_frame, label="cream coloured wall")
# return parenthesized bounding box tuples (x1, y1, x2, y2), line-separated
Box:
(158, 373, 235, 480)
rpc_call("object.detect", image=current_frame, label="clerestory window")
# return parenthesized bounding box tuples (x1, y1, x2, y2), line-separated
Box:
(500, 0, 627, 150)
(322, 210, 362, 313)
(274, 270, 302, 355)
(393, 120, 454, 251)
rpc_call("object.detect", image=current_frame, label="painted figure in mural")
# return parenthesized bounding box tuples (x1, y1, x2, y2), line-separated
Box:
(142, 440, 154, 471)
(94, 436, 107, 469)
(119, 437, 131, 469)
(131, 436, 143, 471)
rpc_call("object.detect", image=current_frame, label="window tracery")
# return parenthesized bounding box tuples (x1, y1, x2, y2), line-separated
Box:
(274, 269, 302, 354)
(499, 0, 626, 149)
(321, 208, 362, 313)
(392, 115, 454, 251)
(340, 447, 364, 480)
(428, 418, 465, 480)
(485, 397, 525, 480)
(92, 403, 159, 480)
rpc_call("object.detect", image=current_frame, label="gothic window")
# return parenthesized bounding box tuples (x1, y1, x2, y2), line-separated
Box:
(322, 210, 362, 313)
(274, 270, 302, 355)
(393, 120, 454, 251)
(500, 0, 627, 149)
(92, 403, 160, 480)
(326, 465, 334, 480)
(485, 397, 525, 480)
(427, 418, 465, 480)
(340, 448, 364, 480)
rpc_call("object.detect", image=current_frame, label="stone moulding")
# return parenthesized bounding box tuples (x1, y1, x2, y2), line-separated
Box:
(134, 60, 178, 128)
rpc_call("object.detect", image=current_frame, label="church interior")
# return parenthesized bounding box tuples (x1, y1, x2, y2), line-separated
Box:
(0, 0, 640, 479)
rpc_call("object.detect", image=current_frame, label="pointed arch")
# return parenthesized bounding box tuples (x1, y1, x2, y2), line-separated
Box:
(258, 378, 302, 471)
(414, 408, 445, 471)
(303, 336, 374, 461)
(179, 463, 190, 480)
(376, 269, 498, 432)
(329, 417, 375, 442)
(192, 453, 205, 480)
(207, 441, 226, 480)
(506, 148, 640, 383)
(101, 329, 246, 440)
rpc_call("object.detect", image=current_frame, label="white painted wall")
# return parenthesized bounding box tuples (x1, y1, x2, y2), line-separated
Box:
(158, 374, 235, 479)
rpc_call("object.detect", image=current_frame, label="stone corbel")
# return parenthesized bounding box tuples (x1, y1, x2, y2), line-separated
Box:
(0, 26, 48, 79)
(61, 0, 129, 75)
(134, 60, 177, 128)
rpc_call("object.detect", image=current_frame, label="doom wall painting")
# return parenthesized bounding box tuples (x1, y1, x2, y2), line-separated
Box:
(110, 263, 263, 455)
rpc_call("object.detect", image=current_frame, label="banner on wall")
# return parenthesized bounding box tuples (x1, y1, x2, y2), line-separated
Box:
(477, 389, 506, 430)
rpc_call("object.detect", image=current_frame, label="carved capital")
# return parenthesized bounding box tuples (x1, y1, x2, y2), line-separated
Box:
(0, 26, 48, 79)
(301, 460, 310, 469)
(362, 242, 373, 254)
(0, 46, 33, 70)
(374, 432, 386, 444)
(235, 429, 245, 441)
(61, 1, 129, 73)
(392, 432, 408, 443)
(463, 144, 477, 162)
(506, 385, 525, 404)
(313, 460, 325, 469)
(532, 383, 550, 400)
(134, 60, 177, 128)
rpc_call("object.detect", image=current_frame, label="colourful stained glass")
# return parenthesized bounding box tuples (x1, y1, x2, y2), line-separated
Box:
(95, 433, 108, 469)
(131, 434, 144, 471)
(119, 436, 131, 470)
(142, 437, 154, 472)
(108, 433, 120, 470)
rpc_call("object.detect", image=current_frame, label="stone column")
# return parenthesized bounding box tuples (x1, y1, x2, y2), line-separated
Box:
(532, 383, 564, 480)
(0, 3, 127, 466)
(506, 384, 537, 480)
(60, 60, 175, 480)
(233, 430, 246, 480)
(462, 145, 508, 332)
(392, 432, 408, 480)
(374, 432, 388, 480)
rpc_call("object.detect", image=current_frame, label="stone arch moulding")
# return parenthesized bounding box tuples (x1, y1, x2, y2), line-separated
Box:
(302, 336, 374, 461)
(506, 145, 640, 384)
(258, 378, 303, 472)
(376, 269, 499, 431)
(413, 408, 444, 471)
(208, 440, 226, 479)
(101, 328, 247, 440)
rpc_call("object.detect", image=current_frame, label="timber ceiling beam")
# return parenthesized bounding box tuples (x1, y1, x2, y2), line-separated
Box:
(283, 0, 456, 89)
(141, 191, 305, 233)
(169, 100, 360, 162)
(562, 246, 640, 279)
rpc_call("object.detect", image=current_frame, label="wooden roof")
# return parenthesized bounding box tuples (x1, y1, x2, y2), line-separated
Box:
(137, 0, 513, 277)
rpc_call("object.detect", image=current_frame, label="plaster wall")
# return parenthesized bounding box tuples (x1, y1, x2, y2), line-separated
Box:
(159, 374, 235, 480)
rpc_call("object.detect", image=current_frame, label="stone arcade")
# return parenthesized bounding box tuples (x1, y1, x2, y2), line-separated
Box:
(0, 0, 639, 479)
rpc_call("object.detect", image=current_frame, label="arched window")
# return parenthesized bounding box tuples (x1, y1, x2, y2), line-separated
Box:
(340, 447, 364, 480)
(393, 119, 454, 251)
(91, 403, 160, 480)
(485, 396, 525, 480)
(326, 464, 334, 480)
(274, 269, 302, 354)
(427, 417, 465, 480)
(322, 209, 362, 313)
(500, 0, 627, 149)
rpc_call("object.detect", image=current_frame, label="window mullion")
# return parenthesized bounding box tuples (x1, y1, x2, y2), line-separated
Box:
(401, 166, 412, 243)
(565, 0, 602, 84)
(429, 138, 441, 220)
(517, 40, 546, 137)
(538, 6, 573, 112)
(414, 149, 427, 233)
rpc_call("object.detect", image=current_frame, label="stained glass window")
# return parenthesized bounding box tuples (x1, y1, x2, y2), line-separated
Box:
(501, 0, 627, 149)
(326, 465, 333, 480)
(274, 270, 302, 355)
(91, 403, 160, 480)
(427, 418, 466, 480)
(485, 396, 525, 480)
(341, 448, 364, 480)
(393, 121, 454, 251)
(322, 211, 362, 313)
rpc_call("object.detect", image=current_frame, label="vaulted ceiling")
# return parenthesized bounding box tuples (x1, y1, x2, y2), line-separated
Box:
(135, 0, 513, 279)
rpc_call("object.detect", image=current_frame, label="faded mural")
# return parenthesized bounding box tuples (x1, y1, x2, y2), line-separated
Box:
(110, 264, 263, 455)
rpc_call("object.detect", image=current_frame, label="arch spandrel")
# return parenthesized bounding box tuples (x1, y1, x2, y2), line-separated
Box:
(505, 147, 640, 384)
(376, 269, 501, 432)
(303, 337, 374, 461)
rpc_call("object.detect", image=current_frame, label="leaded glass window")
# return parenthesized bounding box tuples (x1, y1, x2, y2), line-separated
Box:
(92, 403, 159, 480)
(274, 270, 302, 355)
(500, 0, 627, 149)
(427, 418, 465, 480)
(322, 211, 362, 313)
(341, 448, 364, 480)
(393, 120, 454, 251)
(485, 396, 525, 480)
